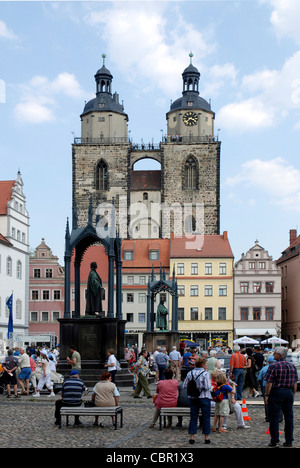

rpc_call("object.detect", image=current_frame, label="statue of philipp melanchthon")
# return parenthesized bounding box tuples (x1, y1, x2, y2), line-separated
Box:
(156, 299, 169, 330)
(85, 262, 104, 316)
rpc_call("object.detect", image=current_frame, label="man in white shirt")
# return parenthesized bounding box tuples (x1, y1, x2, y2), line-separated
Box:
(17, 348, 32, 395)
(169, 346, 182, 380)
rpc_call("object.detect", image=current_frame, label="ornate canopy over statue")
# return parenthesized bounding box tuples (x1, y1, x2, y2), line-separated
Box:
(146, 265, 178, 333)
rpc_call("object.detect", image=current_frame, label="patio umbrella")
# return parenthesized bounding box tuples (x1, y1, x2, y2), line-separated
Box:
(183, 340, 198, 347)
(261, 336, 289, 344)
(233, 336, 260, 345)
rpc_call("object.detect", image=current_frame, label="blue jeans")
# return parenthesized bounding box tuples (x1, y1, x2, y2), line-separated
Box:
(158, 365, 167, 380)
(268, 388, 294, 445)
(232, 368, 244, 400)
(188, 398, 211, 435)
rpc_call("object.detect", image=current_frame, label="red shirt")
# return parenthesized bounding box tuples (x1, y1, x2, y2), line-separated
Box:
(230, 352, 247, 369)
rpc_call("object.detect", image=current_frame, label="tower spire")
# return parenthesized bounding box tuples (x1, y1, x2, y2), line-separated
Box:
(189, 51, 194, 65)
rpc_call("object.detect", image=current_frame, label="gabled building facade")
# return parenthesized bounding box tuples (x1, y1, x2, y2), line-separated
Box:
(0, 172, 30, 344)
(234, 241, 281, 341)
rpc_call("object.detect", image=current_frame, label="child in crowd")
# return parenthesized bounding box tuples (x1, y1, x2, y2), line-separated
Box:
(212, 372, 233, 433)
(129, 364, 138, 395)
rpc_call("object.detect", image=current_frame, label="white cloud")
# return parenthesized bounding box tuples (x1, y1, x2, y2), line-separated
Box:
(226, 157, 300, 211)
(14, 73, 85, 123)
(84, 2, 217, 95)
(262, 0, 300, 44)
(217, 98, 275, 132)
(0, 20, 18, 40)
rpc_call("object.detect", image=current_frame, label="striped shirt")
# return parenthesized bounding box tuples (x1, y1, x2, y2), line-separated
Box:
(183, 368, 212, 399)
(62, 377, 86, 405)
(229, 352, 247, 369)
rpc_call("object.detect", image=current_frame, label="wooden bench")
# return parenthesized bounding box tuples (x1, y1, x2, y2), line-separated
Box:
(59, 406, 123, 430)
(159, 406, 215, 430)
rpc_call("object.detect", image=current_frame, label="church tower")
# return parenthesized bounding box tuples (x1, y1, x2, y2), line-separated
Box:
(72, 54, 220, 238)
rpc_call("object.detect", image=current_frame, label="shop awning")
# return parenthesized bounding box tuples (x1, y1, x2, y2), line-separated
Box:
(235, 329, 277, 336)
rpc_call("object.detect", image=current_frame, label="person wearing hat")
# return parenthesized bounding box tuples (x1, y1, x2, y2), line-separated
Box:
(54, 370, 87, 426)
(33, 350, 55, 398)
(229, 345, 247, 400)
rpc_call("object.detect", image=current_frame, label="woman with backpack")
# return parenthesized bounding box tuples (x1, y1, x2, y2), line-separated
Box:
(183, 358, 212, 445)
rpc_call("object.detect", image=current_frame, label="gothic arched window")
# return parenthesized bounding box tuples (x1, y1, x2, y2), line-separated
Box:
(183, 156, 198, 190)
(96, 160, 108, 191)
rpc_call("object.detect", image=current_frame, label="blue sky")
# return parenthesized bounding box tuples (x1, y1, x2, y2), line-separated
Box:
(1, 0, 300, 263)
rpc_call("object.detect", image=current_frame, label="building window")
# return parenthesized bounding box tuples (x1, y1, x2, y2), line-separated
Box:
(191, 263, 198, 275)
(253, 307, 261, 320)
(219, 285, 227, 296)
(6, 257, 12, 276)
(149, 250, 159, 260)
(240, 282, 249, 293)
(30, 311, 38, 322)
(266, 282, 274, 293)
(240, 307, 249, 320)
(138, 313, 146, 323)
(16, 299, 22, 319)
(266, 307, 274, 320)
(178, 285, 185, 296)
(41, 311, 49, 322)
(259, 262, 266, 269)
(177, 263, 184, 275)
(127, 276, 134, 285)
(249, 262, 255, 269)
(54, 290, 61, 300)
(178, 308, 185, 321)
(96, 160, 108, 191)
(34, 269, 41, 278)
(43, 290, 50, 300)
(45, 269, 53, 278)
(124, 250, 134, 261)
(139, 276, 146, 285)
(183, 156, 198, 190)
(138, 293, 146, 303)
(126, 313, 134, 322)
(190, 307, 198, 320)
(53, 311, 60, 321)
(127, 293, 134, 303)
(143, 192, 148, 201)
(204, 285, 213, 296)
(253, 282, 261, 293)
(205, 263, 212, 275)
(190, 285, 199, 296)
(218, 307, 226, 320)
(32, 290, 39, 300)
(219, 263, 227, 275)
(205, 308, 213, 320)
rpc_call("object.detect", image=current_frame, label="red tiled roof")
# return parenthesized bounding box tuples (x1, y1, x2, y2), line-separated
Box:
(130, 171, 161, 190)
(170, 233, 234, 258)
(0, 180, 15, 215)
(277, 234, 300, 264)
(0, 233, 12, 246)
(122, 238, 170, 269)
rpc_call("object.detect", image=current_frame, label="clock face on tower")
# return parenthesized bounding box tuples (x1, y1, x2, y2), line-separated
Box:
(183, 111, 198, 126)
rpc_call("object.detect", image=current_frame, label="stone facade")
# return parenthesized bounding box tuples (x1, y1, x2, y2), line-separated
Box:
(72, 57, 220, 239)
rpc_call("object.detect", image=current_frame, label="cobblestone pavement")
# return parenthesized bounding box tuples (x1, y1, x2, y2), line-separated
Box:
(1, 383, 300, 450)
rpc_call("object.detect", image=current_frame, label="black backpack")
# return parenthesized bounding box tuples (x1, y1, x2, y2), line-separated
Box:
(187, 371, 204, 397)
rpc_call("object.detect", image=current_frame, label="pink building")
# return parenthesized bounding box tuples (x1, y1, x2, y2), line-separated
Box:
(277, 229, 300, 346)
(29, 238, 64, 345)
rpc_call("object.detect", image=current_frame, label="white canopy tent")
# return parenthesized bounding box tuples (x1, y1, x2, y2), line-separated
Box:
(233, 336, 260, 345)
(261, 336, 289, 345)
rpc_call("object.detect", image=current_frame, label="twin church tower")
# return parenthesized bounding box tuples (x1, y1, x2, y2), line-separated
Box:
(72, 53, 221, 239)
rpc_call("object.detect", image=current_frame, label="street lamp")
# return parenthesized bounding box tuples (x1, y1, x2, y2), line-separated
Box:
(265, 330, 270, 349)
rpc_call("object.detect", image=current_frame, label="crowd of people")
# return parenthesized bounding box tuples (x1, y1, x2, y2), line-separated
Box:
(1, 341, 299, 447)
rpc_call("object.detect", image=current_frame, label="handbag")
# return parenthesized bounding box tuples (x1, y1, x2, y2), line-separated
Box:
(84, 400, 95, 407)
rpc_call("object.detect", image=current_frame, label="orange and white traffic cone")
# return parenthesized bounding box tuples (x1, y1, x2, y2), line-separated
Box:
(242, 399, 251, 421)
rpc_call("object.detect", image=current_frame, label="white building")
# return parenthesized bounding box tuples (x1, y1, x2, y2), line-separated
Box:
(0, 172, 30, 344)
(234, 241, 281, 342)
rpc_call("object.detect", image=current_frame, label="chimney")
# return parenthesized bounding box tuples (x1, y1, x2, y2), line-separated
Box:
(223, 231, 228, 240)
(290, 229, 297, 245)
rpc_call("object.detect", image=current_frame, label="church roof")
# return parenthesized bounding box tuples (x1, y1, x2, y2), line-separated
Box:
(170, 93, 213, 113)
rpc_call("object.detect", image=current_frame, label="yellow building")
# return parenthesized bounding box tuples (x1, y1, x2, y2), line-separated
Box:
(170, 232, 234, 349)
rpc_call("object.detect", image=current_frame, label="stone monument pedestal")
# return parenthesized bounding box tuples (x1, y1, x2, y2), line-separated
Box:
(143, 331, 179, 354)
(58, 316, 126, 362)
